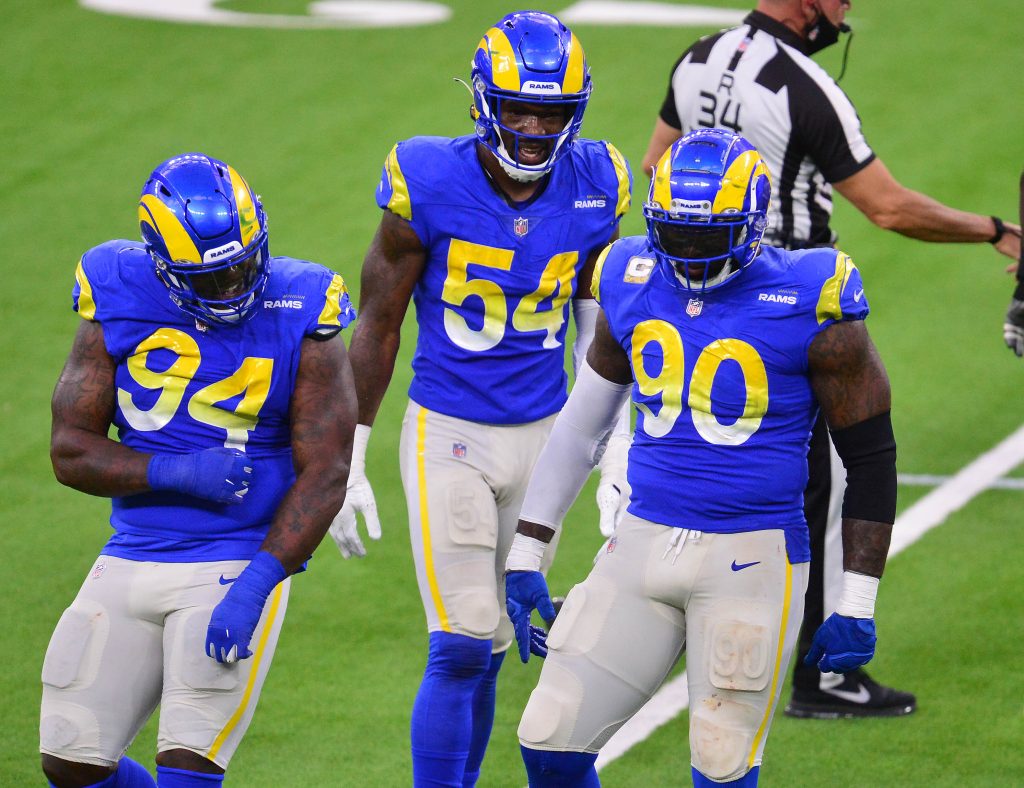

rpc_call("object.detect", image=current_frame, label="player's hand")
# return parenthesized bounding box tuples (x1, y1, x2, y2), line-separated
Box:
(1003, 298, 1024, 356)
(596, 432, 630, 538)
(505, 570, 556, 663)
(805, 612, 876, 674)
(206, 552, 286, 664)
(328, 475, 381, 558)
(148, 447, 252, 504)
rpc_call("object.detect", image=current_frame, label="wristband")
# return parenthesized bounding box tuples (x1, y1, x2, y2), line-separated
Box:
(835, 571, 879, 619)
(351, 424, 371, 475)
(505, 532, 547, 572)
(989, 216, 1005, 245)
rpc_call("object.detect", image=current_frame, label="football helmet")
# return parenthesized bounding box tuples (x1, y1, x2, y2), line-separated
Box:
(470, 11, 591, 182)
(139, 153, 269, 325)
(644, 129, 771, 292)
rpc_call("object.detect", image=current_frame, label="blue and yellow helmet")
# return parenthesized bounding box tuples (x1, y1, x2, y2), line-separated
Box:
(470, 11, 591, 181)
(139, 153, 269, 325)
(644, 129, 771, 292)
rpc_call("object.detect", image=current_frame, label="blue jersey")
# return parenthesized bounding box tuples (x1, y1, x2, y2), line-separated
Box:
(594, 240, 869, 562)
(376, 135, 631, 424)
(72, 240, 355, 561)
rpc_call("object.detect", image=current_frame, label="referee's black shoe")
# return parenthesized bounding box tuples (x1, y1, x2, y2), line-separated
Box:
(784, 669, 916, 719)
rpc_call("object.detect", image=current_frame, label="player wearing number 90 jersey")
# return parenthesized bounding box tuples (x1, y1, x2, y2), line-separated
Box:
(41, 153, 358, 787)
(505, 130, 898, 787)
(329, 12, 631, 787)
(596, 240, 866, 563)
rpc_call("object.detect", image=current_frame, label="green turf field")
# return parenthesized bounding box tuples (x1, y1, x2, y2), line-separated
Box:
(2, 1, 1023, 785)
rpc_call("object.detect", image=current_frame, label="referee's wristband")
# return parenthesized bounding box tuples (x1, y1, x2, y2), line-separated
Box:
(989, 216, 1005, 245)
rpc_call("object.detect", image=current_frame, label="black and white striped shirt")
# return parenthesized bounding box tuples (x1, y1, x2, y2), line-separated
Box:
(659, 11, 874, 249)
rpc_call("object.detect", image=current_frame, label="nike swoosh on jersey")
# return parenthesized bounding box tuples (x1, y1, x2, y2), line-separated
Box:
(731, 560, 761, 571)
(821, 683, 871, 703)
(853, 288, 865, 302)
(219, 575, 237, 585)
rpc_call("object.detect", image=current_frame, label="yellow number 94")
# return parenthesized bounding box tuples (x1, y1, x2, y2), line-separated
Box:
(118, 328, 274, 449)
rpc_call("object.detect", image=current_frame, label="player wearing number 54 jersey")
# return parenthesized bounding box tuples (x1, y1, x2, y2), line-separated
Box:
(41, 153, 357, 788)
(325, 11, 631, 786)
(505, 130, 898, 786)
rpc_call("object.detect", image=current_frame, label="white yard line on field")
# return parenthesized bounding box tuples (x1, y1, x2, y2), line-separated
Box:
(594, 424, 1024, 771)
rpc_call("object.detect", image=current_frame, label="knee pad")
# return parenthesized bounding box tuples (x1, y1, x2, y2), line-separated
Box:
(689, 696, 760, 782)
(426, 632, 493, 680)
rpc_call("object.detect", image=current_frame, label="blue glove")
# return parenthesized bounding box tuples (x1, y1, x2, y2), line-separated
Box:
(206, 551, 287, 664)
(805, 613, 877, 673)
(505, 570, 556, 663)
(148, 447, 253, 504)
(528, 625, 549, 659)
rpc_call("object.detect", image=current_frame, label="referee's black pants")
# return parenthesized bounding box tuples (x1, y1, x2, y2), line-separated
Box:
(793, 412, 832, 691)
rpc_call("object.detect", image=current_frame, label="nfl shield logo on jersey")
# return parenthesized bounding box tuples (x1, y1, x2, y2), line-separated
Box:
(452, 442, 467, 458)
(514, 216, 529, 237)
(686, 298, 703, 318)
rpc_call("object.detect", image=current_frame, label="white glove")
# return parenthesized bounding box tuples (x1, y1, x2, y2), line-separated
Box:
(329, 425, 382, 559)
(596, 429, 631, 538)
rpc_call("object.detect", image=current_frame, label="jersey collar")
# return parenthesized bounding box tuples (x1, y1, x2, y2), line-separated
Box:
(744, 10, 810, 55)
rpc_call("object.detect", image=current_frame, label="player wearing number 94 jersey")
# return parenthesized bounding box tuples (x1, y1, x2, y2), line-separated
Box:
(41, 153, 358, 788)
(327, 11, 631, 786)
(504, 129, 899, 787)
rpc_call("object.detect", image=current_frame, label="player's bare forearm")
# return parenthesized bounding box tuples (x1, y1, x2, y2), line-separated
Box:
(808, 320, 890, 430)
(841, 517, 892, 578)
(262, 336, 357, 574)
(50, 320, 151, 496)
(349, 210, 427, 426)
(835, 158, 1021, 258)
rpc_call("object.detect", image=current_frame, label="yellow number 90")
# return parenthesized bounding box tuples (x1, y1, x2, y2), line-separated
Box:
(630, 321, 769, 446)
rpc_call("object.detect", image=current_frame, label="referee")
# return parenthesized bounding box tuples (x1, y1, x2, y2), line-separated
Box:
(641, 0, 1021, 719)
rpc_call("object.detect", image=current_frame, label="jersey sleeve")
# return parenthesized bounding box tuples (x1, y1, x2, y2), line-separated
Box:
(72, 241, 131, 322)
(374, 139, 436, 247)
(813, 251, 869, 326)
(604, 142, 633, 221)
(306, 269, 356, 340)
(792, 76, 874, 185)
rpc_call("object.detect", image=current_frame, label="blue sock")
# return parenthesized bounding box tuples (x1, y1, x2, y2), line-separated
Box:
(521, 746, 599, 787)
(56, 757, 156, 788)
(691, 766, 760, 787)
(462, 649, 506, 787)
(156, 766, 224, 787)
(411, 632, 493, 787)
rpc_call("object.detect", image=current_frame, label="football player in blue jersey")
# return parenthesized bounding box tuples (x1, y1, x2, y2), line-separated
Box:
(40, 153, 358, 788)
(324, 11, 632, 787)
(504, 129, 898, 787)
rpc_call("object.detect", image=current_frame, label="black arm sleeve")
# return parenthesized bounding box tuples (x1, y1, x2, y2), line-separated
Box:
(829, 410, 897, 524)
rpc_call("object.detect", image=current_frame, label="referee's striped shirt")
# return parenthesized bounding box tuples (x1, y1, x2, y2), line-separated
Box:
(659, 11, 874, 249)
